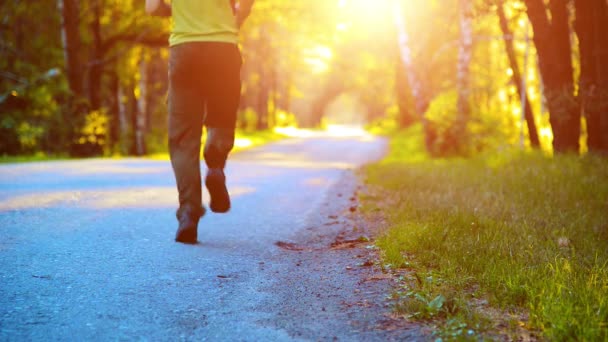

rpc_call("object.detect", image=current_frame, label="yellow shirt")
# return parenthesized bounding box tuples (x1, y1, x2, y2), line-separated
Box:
(169, 0, 238, 46)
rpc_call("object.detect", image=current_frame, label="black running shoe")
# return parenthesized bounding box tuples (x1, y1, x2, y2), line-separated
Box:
(205, 168, 230, 213)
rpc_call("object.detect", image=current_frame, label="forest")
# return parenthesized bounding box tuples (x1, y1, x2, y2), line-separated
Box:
(1, 0, 607, 158)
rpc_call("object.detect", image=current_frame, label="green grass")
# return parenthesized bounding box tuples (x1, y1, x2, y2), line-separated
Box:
(0, 152, 68, 164)
(147, 129, 288, 160)
(231, 129, 289, 152)
(363, 124, 608, 341)
(1, 129, 288, 163)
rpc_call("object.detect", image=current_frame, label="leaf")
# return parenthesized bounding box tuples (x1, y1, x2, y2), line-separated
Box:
(414, 293, 428, 304)
(429, 295, 446, 312)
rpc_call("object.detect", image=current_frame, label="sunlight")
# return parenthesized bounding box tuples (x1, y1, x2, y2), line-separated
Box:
(234, 137, 254, 149)
(303, 44, 334, 74)
(338, 0, 394, 24)
(0, 186, 257, 211)
(498, 89, 508, 103)
(273, 125, 371, 139)
(539, 126, 554, 152)
(325, 124, 369, 137)
(336, 23, 349, 32)
(273, 126, 316, 138)
(512, 106, 521, 117)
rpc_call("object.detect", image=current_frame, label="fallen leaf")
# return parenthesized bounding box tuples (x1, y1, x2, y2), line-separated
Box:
(360, 260, 374, 267)
(363, 274, 393, 282)
(275, 241, 305, 251)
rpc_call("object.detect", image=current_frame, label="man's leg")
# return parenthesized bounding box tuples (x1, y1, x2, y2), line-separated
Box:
(203, 43, 242, 213)
(168, 44, 206, 242)
(204, 127, 235, 213)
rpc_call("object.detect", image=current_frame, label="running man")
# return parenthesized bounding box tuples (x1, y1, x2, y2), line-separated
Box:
(145, 0, 255, 243)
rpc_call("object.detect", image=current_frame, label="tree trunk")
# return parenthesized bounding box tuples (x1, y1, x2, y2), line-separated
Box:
(575, 0, 608, 154)
(255, 68, 269, 130)
(394, 2, 433, 149)
(108, 66, 120, 152)
(135, 54, 148, 155)
(57, 0, 84, 100)
(497, 1, 540, 148)
(254, 29, 271, 131)
(455, 0, 474, 144)
(88, 0, 104, 111)
(117, 80, 130, 155)
(395, 54, 417, 128)
(278, 71, 292, 115)
(526, 0, 580, 153)
(128, 81, 139, 155)
(598, 0, 608, 153)
(267, 59, 278, 129)
(307, 78, 344, 128)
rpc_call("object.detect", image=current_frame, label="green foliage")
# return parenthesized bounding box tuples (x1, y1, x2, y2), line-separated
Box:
(147, 128, 288, 160)
(0, 1, 67, 155)
(365, 127, 608, 340)
(2, 0, 604, 157)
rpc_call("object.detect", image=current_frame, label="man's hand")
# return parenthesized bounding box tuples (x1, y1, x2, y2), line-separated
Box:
(235, 0, 255, 28)
(145, 0, 171, 17)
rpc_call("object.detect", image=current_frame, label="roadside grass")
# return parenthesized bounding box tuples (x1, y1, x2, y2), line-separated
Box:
(0, 152, 68, 164)
(1, 129, 288, 163)
(363, 124, 608, 340)
(147, 129, 289, 160)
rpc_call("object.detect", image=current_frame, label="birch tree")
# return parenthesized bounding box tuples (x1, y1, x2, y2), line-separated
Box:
(455, 0, 474, 145)
(394, 0, 434, 150)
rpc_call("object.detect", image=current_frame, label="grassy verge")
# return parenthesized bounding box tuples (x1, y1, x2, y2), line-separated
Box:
(232, 129, 289, 152)
(147, 129, 288, 160)
(363, 124, 608, 340)
(1, 129, 289, 164)
(0, 153, 68, 164)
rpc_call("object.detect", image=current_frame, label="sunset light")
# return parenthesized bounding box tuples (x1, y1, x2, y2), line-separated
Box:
(3, 0, 608, 341)
(303, 45, 333, 74)
(338, 0, 394, 22)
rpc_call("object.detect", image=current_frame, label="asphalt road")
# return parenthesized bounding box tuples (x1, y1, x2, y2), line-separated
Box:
(0, 129, 424, 341)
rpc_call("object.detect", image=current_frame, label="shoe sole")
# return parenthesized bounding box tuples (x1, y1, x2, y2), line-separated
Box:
(206, 171, 230, 213)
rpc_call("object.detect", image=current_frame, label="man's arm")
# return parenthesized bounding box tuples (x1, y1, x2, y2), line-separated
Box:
(145, 0, 171, 17)
(235, 0, 255, 28)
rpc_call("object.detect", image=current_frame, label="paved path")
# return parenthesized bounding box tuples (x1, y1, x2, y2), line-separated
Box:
(0, 130, 424, 341)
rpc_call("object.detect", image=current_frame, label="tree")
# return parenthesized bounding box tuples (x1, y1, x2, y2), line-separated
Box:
(6, 0, 607, 157)
(496, 0, 540, 148)
(394, 0, 435, 151)
(574, 0, 608, 154)
(395, 53, 417, 128)
(57, 0, 84, 102)
(525, 0, 579, 153)
(454, 0, 474, 147)
(0, 1, 66, 155)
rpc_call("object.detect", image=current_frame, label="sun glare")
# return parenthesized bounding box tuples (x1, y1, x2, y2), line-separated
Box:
(303, 44, 334, 74)
(337, 0, 395, 24)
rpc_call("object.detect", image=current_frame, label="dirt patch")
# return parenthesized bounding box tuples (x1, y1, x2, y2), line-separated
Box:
(256, 170, 428, 341)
